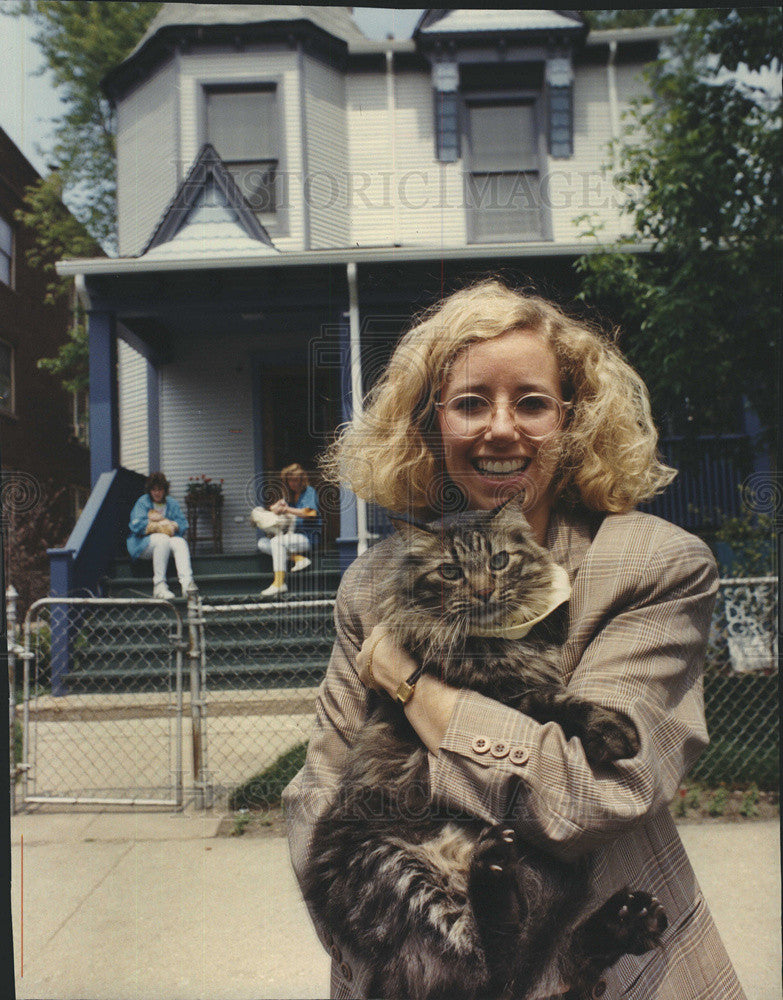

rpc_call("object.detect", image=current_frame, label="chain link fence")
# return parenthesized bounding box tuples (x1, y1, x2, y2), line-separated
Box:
(9, 577, 778, 813)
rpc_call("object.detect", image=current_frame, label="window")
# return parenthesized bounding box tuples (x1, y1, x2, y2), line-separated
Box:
(548, 85, 573, 158)
(0, 214, 12, 286)
(464, 100, 545, 243)
(0, 340, 13, 412)
(205, 85, 281, 228)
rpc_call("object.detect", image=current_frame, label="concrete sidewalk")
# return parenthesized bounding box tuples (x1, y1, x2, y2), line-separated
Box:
(10, 810, 781, 1000)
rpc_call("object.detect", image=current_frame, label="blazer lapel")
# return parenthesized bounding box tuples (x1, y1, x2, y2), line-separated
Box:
(545, 505, 598, 581)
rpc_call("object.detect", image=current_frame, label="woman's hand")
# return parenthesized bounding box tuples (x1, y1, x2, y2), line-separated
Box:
(356, 626, 417, 696)
(357, 627, 461, 752)
(270, 498, 288, 515)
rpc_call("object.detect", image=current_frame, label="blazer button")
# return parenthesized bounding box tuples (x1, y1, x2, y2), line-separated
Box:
(490, 741, 510, 758)
(329, 944, 342, 963)
(509, 747, 529, 765)
(340, 962, 353, 982)
(592, 979, 607, 998)
(471, 736, 491, 754)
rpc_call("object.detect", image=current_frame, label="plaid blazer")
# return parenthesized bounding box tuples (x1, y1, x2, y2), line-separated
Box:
(283, 506, 747, 1000)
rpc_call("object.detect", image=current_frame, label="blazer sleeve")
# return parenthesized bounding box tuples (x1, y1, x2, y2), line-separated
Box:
(283, 555, 370, 913)
(428, 525, 718, 861)
(128, 495, 151, 536)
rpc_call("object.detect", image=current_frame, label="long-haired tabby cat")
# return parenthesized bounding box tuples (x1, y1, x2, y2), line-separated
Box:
(303, 497, 667, 1000)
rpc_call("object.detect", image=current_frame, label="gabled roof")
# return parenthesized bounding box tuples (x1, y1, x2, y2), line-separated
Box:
(416, 9, 585, 36)
(141, 144, 279, 261)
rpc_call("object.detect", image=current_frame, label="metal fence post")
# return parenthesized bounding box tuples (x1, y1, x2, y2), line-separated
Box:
(7, 585, 17, 815)
(186, 582, 207, 808)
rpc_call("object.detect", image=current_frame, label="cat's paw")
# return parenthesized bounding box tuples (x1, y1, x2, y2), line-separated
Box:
(581, 707, 640, 765)
(470, 825, 518, 879)
(598, 889, 668, 955)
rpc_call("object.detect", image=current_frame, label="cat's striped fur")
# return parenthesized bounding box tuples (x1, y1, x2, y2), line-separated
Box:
(303, 501, 666, 1000)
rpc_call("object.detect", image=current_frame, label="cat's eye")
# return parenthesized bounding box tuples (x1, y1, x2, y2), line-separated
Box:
(489, 551, 509, 571)
(438, 563, 463, 581)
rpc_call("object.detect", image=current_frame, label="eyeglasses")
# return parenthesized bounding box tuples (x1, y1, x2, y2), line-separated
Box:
(436, 392, 570, 441)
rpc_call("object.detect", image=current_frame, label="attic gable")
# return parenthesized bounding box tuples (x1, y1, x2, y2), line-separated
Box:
(141, 144, 278, 260)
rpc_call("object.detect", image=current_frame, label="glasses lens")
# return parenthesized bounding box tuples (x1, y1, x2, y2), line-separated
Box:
(513, 394, 563, 439)
(442, 393, 563, 438)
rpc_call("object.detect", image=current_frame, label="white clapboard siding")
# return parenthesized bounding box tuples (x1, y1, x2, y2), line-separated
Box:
(303, 55, 349, 249)
(178, 46, 305, 252)
(117, 339, 149, 474)
(116, 56, 179, 257)
(158, 347, 257, 554)
(346, 70, 465, 248)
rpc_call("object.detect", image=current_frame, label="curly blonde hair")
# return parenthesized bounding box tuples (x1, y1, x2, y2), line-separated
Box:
(322, 279, 675, 514)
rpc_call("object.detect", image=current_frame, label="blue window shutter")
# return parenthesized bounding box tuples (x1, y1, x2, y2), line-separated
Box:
(548, 84, 573, 158)
(435, 90, 460, 162)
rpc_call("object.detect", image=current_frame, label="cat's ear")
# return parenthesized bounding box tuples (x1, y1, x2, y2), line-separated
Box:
(388, 513, 434, 539)
(490, 490, 529, 526)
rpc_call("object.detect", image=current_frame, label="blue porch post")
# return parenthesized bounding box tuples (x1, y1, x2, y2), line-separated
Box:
(89, 309, 120, 487)
(335, 313, 359, 572)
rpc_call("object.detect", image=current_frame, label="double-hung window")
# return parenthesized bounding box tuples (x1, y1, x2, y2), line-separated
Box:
(205, 84, 282, 230)
(464, 99, 544, 243)
(0, 214, 12, 287)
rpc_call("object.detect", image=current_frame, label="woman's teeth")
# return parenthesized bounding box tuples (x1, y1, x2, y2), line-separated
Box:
(474, 458, 530, 476)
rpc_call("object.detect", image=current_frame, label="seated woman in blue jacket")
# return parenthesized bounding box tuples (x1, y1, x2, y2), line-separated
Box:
(258, 463, 320, 597)
(127, 472, 194, 599)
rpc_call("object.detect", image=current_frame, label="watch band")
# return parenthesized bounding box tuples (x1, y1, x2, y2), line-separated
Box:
(395, 665, 425, 706)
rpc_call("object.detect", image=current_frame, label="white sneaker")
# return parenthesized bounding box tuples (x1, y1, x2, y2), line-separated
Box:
(290, 557, 311, 574)
(154, 582, 175, 599)
(260, 582, 288, 598)
(180, 579, 195, 597)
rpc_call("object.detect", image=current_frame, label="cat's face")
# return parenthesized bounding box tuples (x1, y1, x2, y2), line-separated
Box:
(388, 505, 553, 632)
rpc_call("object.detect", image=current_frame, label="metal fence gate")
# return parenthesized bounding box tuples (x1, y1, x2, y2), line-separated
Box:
(11, 597, 187, 810)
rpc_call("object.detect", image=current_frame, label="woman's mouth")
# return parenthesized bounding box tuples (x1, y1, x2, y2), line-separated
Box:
(473, 458, 531, 477)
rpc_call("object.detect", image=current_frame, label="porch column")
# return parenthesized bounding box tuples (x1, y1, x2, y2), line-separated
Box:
(147, 360, 160, 472)
(335, 263, 370, 572)
(88, 309, 120, 486)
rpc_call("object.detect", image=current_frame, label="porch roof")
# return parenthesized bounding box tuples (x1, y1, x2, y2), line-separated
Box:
(56, 239, 654, 279)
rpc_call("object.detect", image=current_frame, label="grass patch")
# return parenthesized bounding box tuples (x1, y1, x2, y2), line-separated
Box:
(228, 742, 308, 811)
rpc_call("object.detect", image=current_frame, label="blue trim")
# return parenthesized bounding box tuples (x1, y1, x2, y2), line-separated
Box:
(147, 361, 160, 472)
(89, 310, 120, 487)
(337, 314, 359, 570)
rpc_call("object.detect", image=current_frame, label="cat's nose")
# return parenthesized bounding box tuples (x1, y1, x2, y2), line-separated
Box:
(473, 584, 495, 603)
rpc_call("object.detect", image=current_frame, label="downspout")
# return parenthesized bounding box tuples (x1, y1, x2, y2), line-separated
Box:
(347, 261, 369, 555)
(298, 40, 311, 250)
(607, 40, 620, 142)
(385, 48, 398, 246)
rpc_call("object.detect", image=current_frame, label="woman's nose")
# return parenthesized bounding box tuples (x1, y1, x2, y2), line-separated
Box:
(484, 401, 519, 440)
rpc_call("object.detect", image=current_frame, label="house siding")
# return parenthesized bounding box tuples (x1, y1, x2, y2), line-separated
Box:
(158, 340, 257, 554)
(178, 45, 305, 251)
(117, 339, 149, 475)
(302, 55, 349, 248)
(346, 70, 465, 247)
(116, 55, 179, 257)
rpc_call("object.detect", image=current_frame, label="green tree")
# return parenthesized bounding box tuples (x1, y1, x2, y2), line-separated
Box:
(575, 8, 781, 440)
(11, 1, 161, 399)
(582, 10, 680, 30)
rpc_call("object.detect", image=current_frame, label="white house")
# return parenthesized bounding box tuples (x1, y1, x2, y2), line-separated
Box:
(54, 6, 689, 591)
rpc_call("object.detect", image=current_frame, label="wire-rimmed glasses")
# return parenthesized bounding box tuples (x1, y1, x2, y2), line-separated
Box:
(435, 392, 570, 441)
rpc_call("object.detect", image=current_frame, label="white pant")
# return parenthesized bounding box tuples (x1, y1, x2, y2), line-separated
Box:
(257, 532, 311, 573)
(141, 533, 193, 586)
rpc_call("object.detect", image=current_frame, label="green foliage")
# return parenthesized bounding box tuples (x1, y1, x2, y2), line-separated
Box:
(582, 10, 680, 30)
(714, 511, 775, 577)
(11, 1, 162, 250)
(707, 786, 729, 816)
(575, 8, 781, 438)
(739, 784, 760, 818)
(229, 742, 308, 811)
(36, 322, 88, 395)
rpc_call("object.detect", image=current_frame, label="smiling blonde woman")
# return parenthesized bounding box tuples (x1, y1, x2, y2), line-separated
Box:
(286, 279, 746, 1000)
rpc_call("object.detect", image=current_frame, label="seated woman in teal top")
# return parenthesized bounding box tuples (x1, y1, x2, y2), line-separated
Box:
(257, 463, 320, 597)
(127, 472, 194, 599)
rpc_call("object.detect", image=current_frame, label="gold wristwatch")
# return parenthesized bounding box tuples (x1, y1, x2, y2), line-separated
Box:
(395, 666, 425, 706)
